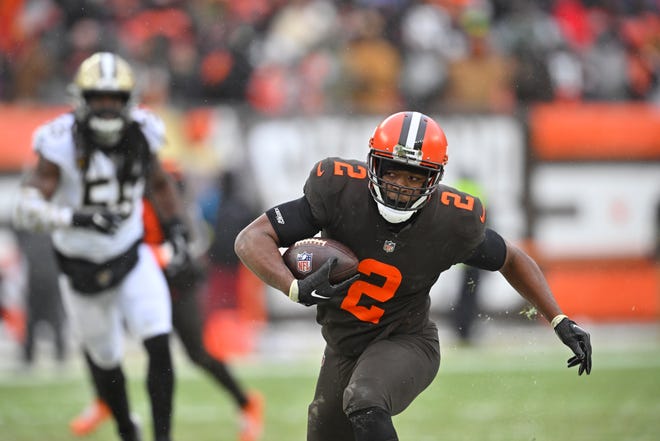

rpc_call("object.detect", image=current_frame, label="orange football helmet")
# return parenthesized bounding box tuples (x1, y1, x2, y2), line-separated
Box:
(367, 111, 448, 222)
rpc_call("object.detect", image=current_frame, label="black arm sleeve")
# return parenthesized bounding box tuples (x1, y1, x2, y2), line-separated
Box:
(462, 228, 507, 271)
(265, 196, 320, 247)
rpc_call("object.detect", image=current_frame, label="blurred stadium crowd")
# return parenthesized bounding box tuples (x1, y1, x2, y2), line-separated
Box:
(2, 0, 660, 115)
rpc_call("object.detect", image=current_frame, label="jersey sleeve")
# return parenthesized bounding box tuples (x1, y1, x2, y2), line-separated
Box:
(132, 108, 166, 154)
(462, 228, 507, 270)
(447, 187, 488, 263)
(265, 197, 320, 247)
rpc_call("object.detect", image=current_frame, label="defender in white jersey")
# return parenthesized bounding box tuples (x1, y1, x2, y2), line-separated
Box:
(12, 52, 187, 441)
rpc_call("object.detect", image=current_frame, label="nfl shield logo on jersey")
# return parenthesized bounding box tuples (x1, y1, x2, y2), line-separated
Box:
(296, 252, 313, 274)
(383, 240, 396, 253)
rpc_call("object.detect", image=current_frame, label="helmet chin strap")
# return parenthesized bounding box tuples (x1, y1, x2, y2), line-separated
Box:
(376, 202, 416, 223)
(373, 186, 428, 223)
(88, 115, 125, 147)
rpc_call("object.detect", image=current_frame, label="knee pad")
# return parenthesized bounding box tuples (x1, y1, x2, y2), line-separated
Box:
(87, 346, 122, 369)
(347, 407, 398, 441)
(343, 376, 387, 416)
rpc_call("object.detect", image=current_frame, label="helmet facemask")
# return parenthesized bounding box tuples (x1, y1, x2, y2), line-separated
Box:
(368, 153, 444, 222)
(80, 91, 132, 147)
(70, 52, 135, 149)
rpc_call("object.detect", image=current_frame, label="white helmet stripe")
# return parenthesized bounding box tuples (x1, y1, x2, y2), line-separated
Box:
(404, 111, 423, 149)
(99, 53, 116, 81)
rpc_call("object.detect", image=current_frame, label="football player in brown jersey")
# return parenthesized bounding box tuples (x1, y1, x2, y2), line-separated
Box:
(235, 111, 592, 441)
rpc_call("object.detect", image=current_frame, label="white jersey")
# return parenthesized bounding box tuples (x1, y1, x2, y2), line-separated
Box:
(33, 108, 165, 263)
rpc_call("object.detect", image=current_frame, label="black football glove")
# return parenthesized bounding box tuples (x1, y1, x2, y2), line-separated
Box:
(162, 218, 191, 278)
(166, 257, 206, 292)
(72, 209, 122, 234)
(554, 316, 592, 375)
(289, 257, 359, 306)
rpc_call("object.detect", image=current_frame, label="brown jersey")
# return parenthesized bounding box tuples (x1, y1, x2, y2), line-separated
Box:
(303, 157, 486, 356)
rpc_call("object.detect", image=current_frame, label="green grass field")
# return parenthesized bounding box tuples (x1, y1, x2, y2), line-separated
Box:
(1, 326, 659, 441)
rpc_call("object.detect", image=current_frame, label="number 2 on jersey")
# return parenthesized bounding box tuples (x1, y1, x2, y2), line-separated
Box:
(440, 190, 486, 223)
(318, 160, 366, 179)
(340, 259, 401, 324)
(440, 191, 474, 210)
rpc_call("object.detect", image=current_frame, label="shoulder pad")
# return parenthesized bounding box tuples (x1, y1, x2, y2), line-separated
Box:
(131, 108, 165, 153)
(32, 113, 76, 169)
(310, 157, 368, 182)
(436, 184, 486, 238)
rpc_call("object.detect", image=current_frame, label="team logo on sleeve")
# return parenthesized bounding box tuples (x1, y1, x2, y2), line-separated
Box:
(296, 252, 313, 273)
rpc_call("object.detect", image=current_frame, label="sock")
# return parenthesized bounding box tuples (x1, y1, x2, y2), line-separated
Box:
(143, 333, 174, 440)
(84, 351, 133, 435)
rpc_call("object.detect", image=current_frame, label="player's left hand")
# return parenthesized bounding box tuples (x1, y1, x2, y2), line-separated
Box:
(72, 208, 122, 234)
(166, 255, 206, 291)
(553, 316, 592, 375)
(162, 218, 190, 277)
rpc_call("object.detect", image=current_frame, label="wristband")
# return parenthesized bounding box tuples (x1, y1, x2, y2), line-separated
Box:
(288, 279, 300, 303)
(551, 314, 568, 328)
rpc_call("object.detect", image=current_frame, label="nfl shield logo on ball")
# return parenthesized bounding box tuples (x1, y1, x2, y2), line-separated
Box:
(296, 252, 313, 273)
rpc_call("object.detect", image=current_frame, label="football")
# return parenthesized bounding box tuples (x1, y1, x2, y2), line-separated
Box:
(282, 237, 359, 284)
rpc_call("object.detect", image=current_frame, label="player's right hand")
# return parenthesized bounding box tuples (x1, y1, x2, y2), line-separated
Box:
(288, 257, 358, 306)
(554, 316, 592, 375)
(72, 209, 122, 234)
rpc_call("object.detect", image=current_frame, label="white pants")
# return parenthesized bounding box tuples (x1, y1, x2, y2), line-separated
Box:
(60, 244, 172, 368)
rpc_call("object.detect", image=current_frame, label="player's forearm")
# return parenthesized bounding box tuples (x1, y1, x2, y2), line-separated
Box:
(148, 174, 184, 221)
(499, 244, 563, 323)
(12, 186, 73, 232)
(235, 220, 295, 295)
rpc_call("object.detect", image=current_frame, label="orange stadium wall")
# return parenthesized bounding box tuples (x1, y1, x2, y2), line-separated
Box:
(0, 104, 72, 172)
(528, 103, 660, 322)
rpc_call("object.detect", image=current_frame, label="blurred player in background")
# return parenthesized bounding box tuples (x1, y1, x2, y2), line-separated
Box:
(12, 52, 184, 441)
(70, 173, 264, 441)
(235, 111, 592, 441)
(450, 173, 486, 344)
(14, 230, 67, 366)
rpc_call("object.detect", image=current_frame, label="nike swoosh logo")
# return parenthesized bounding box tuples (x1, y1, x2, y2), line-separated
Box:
(480, 204, 486, 224)
(310, 290, 330, 300)
(316, 162, 324, 176)
(570, 323, 587, 334)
